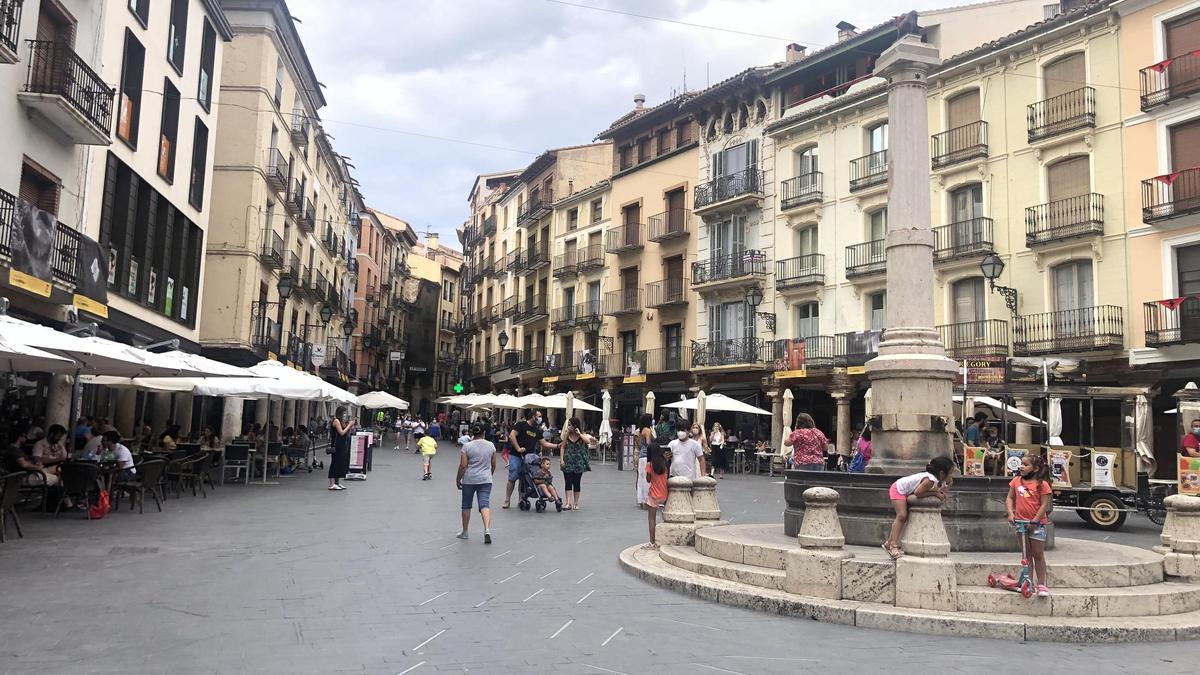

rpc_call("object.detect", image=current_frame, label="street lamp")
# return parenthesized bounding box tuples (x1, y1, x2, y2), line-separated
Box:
(979, 253, 1019, 319)
(342, 320, 354, 337)
(745, 284, 775, 333)
(276, 273, 294, 300)
(498, 329, 509, 349)
(582, 314, 613, 351)
(319, 303, 333, 325)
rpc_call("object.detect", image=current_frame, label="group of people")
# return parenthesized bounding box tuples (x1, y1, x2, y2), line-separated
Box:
(2, 422, 136, 510)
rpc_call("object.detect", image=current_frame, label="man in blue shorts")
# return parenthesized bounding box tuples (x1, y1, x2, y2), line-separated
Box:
(456, 424, 497, 543)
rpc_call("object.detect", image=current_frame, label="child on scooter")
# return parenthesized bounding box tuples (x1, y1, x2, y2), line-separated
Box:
(882, 456, 955, 560)
(1006, 454, 1053, 597)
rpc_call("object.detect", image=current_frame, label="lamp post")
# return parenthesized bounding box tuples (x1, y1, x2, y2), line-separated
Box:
(745, 283, 775, 335)
(251, 273, 295, 355)
(498, 329, 509, 349)
(980, 253, 1019, 320)
(582, 314, 613, 352)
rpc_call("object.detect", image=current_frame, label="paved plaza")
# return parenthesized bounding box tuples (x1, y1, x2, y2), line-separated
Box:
(0, 438, 1195, 675)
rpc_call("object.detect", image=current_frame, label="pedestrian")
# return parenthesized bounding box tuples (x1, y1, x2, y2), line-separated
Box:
(417, 428, 437, 480)
(784, 413, 829, 471)
(413, 418, 427, 454)
(1183, 418, 1200, 458)
(882, 456, 954, 559)
(668, 421, 705, 479)
(1005, 454, 1053, 597)
(965, 411, 988, 446)
(328, 405, 354, 491)
(709, 422, 727, 479)
(636, 413, 654, 508)
(558, 417, 593, 511)
(393, 415, 403, 450)
(456, 424, 496, 543)
(644, 444, 670, 549)
(848, 424, 872, 473)
(503, 409, 539, 509)
(690, 422, 708, 477)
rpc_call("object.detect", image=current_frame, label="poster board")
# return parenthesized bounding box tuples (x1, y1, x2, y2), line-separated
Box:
(1180, 456, 1200, 497)
(347, 431, 369, 480)
(963, 446, 986, 477)
(1091, 450, 1116, 488)
(1048, 448, 1072, 488)
(1004, 447, 1028, 477)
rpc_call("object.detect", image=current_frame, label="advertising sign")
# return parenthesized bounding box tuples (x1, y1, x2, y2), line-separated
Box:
(1005, 447, 1028, 476)
(624, 350, 647, 384)
(1180, 457, 1200, 497)
(963, 447, 987, 477)
(1049, 449, 1072, 488)
(1007, 357, 1087, 385)
(956, 357, 1006, 386)
(310, 344, 327, 368)
(389, 351, 403, 362)
(9, 199, 56, 298)
(1091, 450, 1115, 488)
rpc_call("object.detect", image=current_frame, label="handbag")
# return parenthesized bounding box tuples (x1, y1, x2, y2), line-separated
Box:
(88, 489, 110, 519)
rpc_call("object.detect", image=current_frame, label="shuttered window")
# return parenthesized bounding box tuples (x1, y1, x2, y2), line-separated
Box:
(1166, 10, 1200, 57)
(946, 90, 980, 128)
(1043, 53, 1086, 99)
(19, 159, 61, 215)
(1170, 118, 1200, 171)
(1047, 156, 1090, 201)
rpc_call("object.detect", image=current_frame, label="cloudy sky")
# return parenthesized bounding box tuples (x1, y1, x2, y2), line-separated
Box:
(286, 0, 957, 247)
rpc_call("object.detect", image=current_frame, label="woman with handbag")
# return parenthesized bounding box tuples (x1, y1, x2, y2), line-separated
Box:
(328, 406, 355, 491)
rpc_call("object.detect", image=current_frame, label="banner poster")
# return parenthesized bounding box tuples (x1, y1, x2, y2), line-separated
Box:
(544, 353, 561, 376)
(625, 350, 647, 378)
(773, 338, 806, 373)
(1049, 449, 1072, 488)
(72, 233, 109, 317)
(963, 446, 986, 477)
(1006, 357, 1088, 384)
(1091, 450, 1115, 488)
(955, 357, 1006, 386)
(1004, 446, 1028, 476)
(9, 198, 57, 297)
(577, 348, 596, 376)
(1180, 457, 1200, 497)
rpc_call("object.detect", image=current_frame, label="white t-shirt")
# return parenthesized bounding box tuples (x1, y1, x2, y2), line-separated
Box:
(710, 430, 724, 446)
(112, 443, 136, 472)
(893, 471, 937, 496)
(668, 438, 705, 479)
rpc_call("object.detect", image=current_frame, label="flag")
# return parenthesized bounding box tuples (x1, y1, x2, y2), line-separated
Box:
(1156, 171, 1182, 186)
(1159, 297, 1186, 311)
(1149, 58, 1174, 74)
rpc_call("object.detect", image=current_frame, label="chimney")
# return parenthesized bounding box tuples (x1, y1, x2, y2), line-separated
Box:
(633, 93, 646, 110)
(568, 179, 574, 195)
(785, 43, 806, 63)
(427, 231, 440, 250)
(836, 21, 858, 42)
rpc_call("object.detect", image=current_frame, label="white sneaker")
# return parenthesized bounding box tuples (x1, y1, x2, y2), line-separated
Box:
(335, 484, 347, 490)
(456, 532, 469, 540)
(328, 485, 339, 491)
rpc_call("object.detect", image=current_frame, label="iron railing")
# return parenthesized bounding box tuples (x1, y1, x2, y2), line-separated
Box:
(290, 109, 309, 142)
(260, 229, 284, 268)
(1, 0, 22, 58)
(835, 330, 882, 367)
(626, 345, 692, 374)
(252, 318, 282, 355)
(1140, 52, 1200, 111)
(691, 337, 764, 368)
(1145, 298, 1200, 347)
(517, 194, 551, 226)
(287, 252, 301, 280)
(482, 213, 497, 236)
(775, 254, 824, 289)
(694, 168, 763, 209)
(603, 288, 642, 316)
(648, 208, 691, 242)
(0, 187, 78, 288)
(1014, 306, 1123, 356)
(766, 336, 836, 371)
(521, 240, 550, 273)
(931, 121, 988, 169)
(780, 172, 822, 210)
(575, 243, 604, 273)
(1025, 193, 1104, 245)
(514, 294, 548, 323)
(505, 248, 524, 274)
(605, 223, 644, 253)
(849, 150, 887, 191)
(933, 217, 993, 261)
(301, 197, 315, 232)
(936, 319, 1010, 359)
(286, 179, 304, 214)
(479, 256, 496, 278)
(646, 277, 688, 307)
(265, 147, 287, 191)
(23, 40, 115, 134)
(552, 249, 578, 278)
(487, 350, 521, 373)
(1027, 87, 1095, 142)
(691, 250, 767, 286)
(845, 240, 886, 278)
(512, 347, 547, 373)
(502, 295, 519, 318)
(1142, 167, 1200, 223)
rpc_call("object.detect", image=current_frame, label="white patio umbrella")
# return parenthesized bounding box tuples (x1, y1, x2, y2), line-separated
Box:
(0, 315, 184, 377)
(864, 387, 873, 418)
(663, 393, 772, 416)
(1047, 397, 1064, 445)
(952, 395, 1044, 426)
(540, 393, 602, 412)
(696, 390, 707, 430)
(565, 391, 575, 419)
(357, 391, 409, 410)
(516, 393, 556, 409)
(781, 388, 795, 448)
(1135, 394, 1155, 474)
(0, 334, 76, 373)
(645, 391, 655, 418)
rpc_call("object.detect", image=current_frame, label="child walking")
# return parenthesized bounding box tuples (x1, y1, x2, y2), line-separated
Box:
(882, 456, 955, 559)
(643, 446, 670, 549)
(417, 430, 437, 480)
(1006, 454, 1053, 597)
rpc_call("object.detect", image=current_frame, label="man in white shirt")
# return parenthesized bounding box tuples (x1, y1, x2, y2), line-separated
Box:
(102, 431, 136, 481)
(668, 427, 706, 479)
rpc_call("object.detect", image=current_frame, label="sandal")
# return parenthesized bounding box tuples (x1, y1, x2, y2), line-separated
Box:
(882, 543, 903, 560)
(641, 543, 658, 550)
(502, 501, 510, 509)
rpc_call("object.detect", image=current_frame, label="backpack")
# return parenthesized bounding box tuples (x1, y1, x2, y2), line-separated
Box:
(88, 490, 110, 519)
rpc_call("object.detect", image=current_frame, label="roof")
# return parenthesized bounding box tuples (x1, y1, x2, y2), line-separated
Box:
(368, 208, 419, 245)
(941, 0, 1115, 69)
(516, 142, 611, 185)
(552, 179, 610, 208)
(765, 82, 887, 134)
(594, 92, 697, 141)
(201, 0, 235, 40)
(220, 0, 327, 110)
(765, 15, 903, 85)
(680, 66, 776, 111)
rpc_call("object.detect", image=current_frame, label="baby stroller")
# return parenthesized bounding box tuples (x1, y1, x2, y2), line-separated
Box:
(517, 452, 556, 512)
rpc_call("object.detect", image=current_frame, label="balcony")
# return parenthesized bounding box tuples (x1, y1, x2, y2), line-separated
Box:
(605, 223, 644, 254)
(291, 110, 309, 144)
(514, 295, 548, 325)
(694, 168, 764, 214)
(1027, 87, 1095, 143)
(479, 256, 496, 279)
(849, 150, 887, 192)
(575, 243, 604, 273)
(633, 345, 692, 374)
(517, 195, 551, 227)
(1014, 306, 1123, 356)
(314, 272, 328, 299)
(1145, 297, 1200, 348)
(552, 249, 578, 279)
(322, 228, 337, 255)
(265, 148, 287, 192)
(348, 211, 361, 233)
(780, 172, 822, 211)
(1142, 167, 1200, 223)
(845, 240, 886, 279)
(0, 0, 21, 64)
(347, 258, 358, 277)
(937, 319, 1010, 360)
(18, 40, 114, 145)
(835, 330, 881, 367)
(646, 278, 688, 308)
(0, 190, 81, 289)
(260, 229, 284, 268)
(766, 336, 836, 371)
(521, 241, 550, 274)
(931, 121, 987, 170)
(648, 209, 691, 242)
(505, 248, 524, 275)
(252, 318, 282, 356)
(775, 254, 825, 290)
(691, 250, 768, 290)
(603, 288, 642, 317)
(933, 217, 993, 262)
(551, 304, 578, 330)
(691, 337, 764, 369)
(487, 350, 521, 373)
(300, 197, 316, 233)
(1140, 52, 1200, 111)
(482, 213, 497, 237)
(512, 348, 547, 374)
(364, 285, 377, 303)
(286, 252, 301, 280)
(298, 266, 312, 298)
(1025, 193, 1104, 246)
(502, 295, 519, 318)
(285, 180, 303, 215)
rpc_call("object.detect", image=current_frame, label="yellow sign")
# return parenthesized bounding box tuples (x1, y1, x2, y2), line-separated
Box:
(9, 269, 51, 298)
(576, 372, 596, 381)
(846, 366, 866, 375)
(542, 376, 560, 384)
(73, 294, 109, 318)
(623, 375, 646, 384)
(775, 369, 807, 380)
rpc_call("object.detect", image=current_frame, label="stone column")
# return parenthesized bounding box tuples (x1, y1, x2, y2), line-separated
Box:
(299, 400, 310, 428)
(284, 400, 296, 431)
(176, 394, 194, 437)
(785, 487, 851, 599)
(46, 374, 72, 429)
(863, 33, 957, 473)
(1014, 397, 1033, 444)
(895, 496, 957, 611)
(254, 398, 269, 430)
(115, 388, 137, 437)
(270, 399, 283, 437)
(832, 389, 854, 459)
(151, 392, 171, 432)
(691, 476, 721, 523)
(1162, 495, 1200, 581)
(221, 397, 244, 443)
(658, 476, 697, 546)
(768, 389, 783, 451)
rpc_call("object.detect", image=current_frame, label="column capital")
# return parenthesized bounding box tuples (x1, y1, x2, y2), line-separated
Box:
(875, 33, 940, 83)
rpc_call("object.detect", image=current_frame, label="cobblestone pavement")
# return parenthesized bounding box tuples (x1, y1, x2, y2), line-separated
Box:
(0, 438, 1193, 674)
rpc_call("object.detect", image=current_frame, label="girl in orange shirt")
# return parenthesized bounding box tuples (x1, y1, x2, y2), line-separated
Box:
(1006, 454, 1053, 597)
(644, 445, 670, 549)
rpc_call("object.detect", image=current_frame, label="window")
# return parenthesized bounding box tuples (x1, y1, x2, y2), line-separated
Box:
(117, 30, 146, 147)
(1170, 117, 1200, 172)
(951, 278, 985, 324)
(676, 121, 692, 147)
(128, 0, 149, 26)
(587, 281, 601, 310)
(167, 0, 189, 73)
(793, 146, 818, 177)
(591, 199, 602, 223)
(1165, 10, 1200, 59)
(19, 159, 61, 215)
(274, 58, 284, 108)
(1177, 244, 1200, 296)
(950, 184, 983, 222)
(157, 79, 180, 181)
(198, 20, 216, 111)
(869, 292, 887, 331)
(868, 209, 888, 242)
(1043, 52, 1085, 99)
(794, 302, 819, 338)
(710, 301, 748, 343)
(656, 127, 671, 155)
(620, 330, 637, 355)
(868, 122, 889, 153)
(946, 90, 980, 128)
(663, 324, 682, 369)
(712, 140, 757, 179)
(1047, 156, 1090, 202)
(711, 215, 746, 263)
(795, 225, 817, 257)
(567, 208, 578, 231)
(189, 118, 209, 209)
(1053, 260, 1093, 311)
(638, 137, 651, 163)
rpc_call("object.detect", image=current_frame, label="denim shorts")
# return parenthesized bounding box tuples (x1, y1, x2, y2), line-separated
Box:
(461, 483, 492, 510)
(507, 455, 523, 481)
(1019, 521, 1048, 542)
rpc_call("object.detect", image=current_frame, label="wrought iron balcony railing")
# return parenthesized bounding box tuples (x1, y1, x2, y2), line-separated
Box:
(646, 277, 688, 308)
(647, 208, 691, 242)
(521, 241, 550, 273)
(691, 337, 764, 368)
(265, 147, 287, 192)
(1027, 87, 1095, 142)
(260, 229, 284, 268)
(834, 330, 882, 367)
(502, 295, 519, 318)
(517, 194, 551, 226)
(936, 319, 1010, 360)
(286, 180, 304, 214)
(1025, 193, 1103, 246)
(290, 109, 309, 143)
(766, 336, 836, 371)
(1145, 297, 1200, 348)
(933, 217, 993, 262)
(575, 243, 604, 273)
(694, 168, 763, 210)
(1, 0, 22, 61)
(552, 249, 578, 279)
(514, 294, 548, 323)
(931, 121, 987, 169)
(691, 250, 767, 286)
(482, 213, 497, 236)
(1142, 166, 1200, 223)
(1140, 52, 1200, 111)
(775, 254, 824, 290)
(301, 197, 316, 232)
(22, 40, 115, 140)
(603, 288, 642, 316)
(849, 150, 887, 192)
(845, 240, 886, 279)
(605, 223, 644, 253)
(780, 172, 822, 210)
(487, 349, 521, 373)
(1014, 305, 1123, 356)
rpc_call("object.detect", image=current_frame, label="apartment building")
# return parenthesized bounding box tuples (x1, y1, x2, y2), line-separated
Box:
(412, 232, 465, 407)
(357, 208, 416, 395)
(461, 170, 519, 389)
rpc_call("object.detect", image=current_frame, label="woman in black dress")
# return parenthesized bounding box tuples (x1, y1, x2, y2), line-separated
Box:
(328, 405, 355, 491)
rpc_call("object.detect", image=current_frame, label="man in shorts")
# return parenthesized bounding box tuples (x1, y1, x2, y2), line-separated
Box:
(503, 409, 539, 509)
(456, 424, 497, 543)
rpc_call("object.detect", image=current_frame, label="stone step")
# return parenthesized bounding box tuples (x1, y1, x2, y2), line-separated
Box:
(658, 544, 787, 591)
(957, 582, 1200, 618)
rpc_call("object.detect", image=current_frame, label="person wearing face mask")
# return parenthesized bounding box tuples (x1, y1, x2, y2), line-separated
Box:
(668, 422, 706, 480)
(1182, 419, 1200, 458)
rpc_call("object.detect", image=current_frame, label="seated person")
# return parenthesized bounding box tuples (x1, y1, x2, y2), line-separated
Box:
(5, 427, 68, 507)
(31, 424, 69, 470)
(159, 423, 181, 451)
(79, 429, 104, 460)
(102, 431, 136, 481)
(531, 456, 561, 506)
(200, 426, 222, 450)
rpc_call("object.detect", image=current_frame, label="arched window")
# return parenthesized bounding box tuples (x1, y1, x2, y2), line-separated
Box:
(755, 100, 768, 122)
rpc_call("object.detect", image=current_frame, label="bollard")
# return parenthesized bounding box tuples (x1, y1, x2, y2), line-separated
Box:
(899, 496, 952, 557)
(796, 487, 845, 549)
(691, 476, 721, 521)
(663, 476, 695, 523)
(785, 487, 851, 599)
(1163, 495, 1200, 581)
(1160, 496, 1179, 551)
(894, 496, 957, 611)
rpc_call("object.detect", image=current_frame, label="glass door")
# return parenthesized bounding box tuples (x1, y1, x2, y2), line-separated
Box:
(1053, 260, 1094, 338)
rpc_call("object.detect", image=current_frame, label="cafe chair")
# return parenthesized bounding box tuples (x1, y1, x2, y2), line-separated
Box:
(223, 445, 251, 484)
(112, 460, 167, 513)
(55, 463, 102, 519)
(177, 452, 213, 498)
(1, 472, 26, 542)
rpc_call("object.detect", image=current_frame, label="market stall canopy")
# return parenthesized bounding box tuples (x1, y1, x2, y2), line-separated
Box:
(358, 391, 409, 409)
(952, 395, 1044, 426)
(663, 393, 772, 416)
(0, 315, 193, 377)
(0, 333, 76, 373)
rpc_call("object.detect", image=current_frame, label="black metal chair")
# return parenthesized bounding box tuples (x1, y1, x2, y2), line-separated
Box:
(223, 445, 251, 484)
(112, 460, 167, 513)
(1, 472, 26, 542)
(177, 452, 212, 498)
(54, 462, 102, 519)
